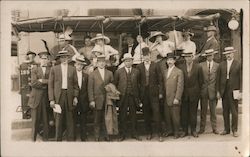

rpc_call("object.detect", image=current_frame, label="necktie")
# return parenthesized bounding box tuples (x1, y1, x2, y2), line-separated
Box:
(208, 62, 211, 73)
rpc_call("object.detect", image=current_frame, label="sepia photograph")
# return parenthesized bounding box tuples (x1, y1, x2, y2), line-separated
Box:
(1, 1, 249, 157)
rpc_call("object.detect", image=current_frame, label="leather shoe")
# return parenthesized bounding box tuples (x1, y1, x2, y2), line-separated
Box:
(213, 130, 219, 134)
(174, 134, 179, 139)
(191, 131, 199, 138)
(146, 134, 153, 140)
(220, 131, 230, 135)
(233, 132, 239, 137)
(132, 136, 142, 141)
(163, 132, 173, 137)
(180, 132, 188, 138)
(158, 136, 164, 142)
(118, 136, 126, 141)
(198, 130, 204, 134)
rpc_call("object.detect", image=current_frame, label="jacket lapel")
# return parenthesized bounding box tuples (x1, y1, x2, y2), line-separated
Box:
(229, 60, 236, 76)
(96, 69, 104, 82)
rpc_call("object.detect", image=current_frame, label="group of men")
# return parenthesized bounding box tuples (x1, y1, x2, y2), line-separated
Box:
(27, 25, 242, 142)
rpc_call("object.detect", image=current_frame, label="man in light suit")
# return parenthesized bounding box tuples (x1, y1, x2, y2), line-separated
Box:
(137, 47, 163, 141)
(217, 47, 242, 137)
(199, 49, 219, 134)
(179, 52, 203, 137)
(48, 50, 79, 141)
(114, 53, 142, 141)
(28, 51, 51, 141)
(74, 55, 89, 141)
(88, 55, 114, 141)
(164, 52, 184, 139)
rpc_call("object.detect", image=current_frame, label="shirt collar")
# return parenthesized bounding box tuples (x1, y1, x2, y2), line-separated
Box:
(168, 65, 175, 70)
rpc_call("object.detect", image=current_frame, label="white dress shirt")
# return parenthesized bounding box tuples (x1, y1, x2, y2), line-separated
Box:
(207, 60, 214, 73)
(125, 67, 132, 74)
(133, 42, 148, 64)
(144, 61, 151, 71)
(227, 59, 234, 79)
(92, 44, 119, 57)
(61, 63, 68, 89)
(41, 66, 46, 76)
(98, 68, 105, 81)
(178, 40, 196, 56)
(76, 70, 83, 89)
(167, 65, 175, 78)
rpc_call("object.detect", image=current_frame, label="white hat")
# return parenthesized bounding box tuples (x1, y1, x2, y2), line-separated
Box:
(75, 55, 87, 65)
(223, 47, 237, 55)
(122, 53, 134, 61)
(90, 33, 110, 44)
(201, 49, 218, 57)
(149, 31, 167, 42)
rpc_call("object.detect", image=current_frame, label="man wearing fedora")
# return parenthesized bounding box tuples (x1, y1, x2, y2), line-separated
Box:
(48, 50, 79, 141)
(199, 25, 220, 63)
(120, 34, 137, 63)
(91, 33, 119, 67)
(73, 55, 89, 141)
(28, 51, 51, 141)
(163, 52, 184, 139)
(114, 53, 142, 141)
(178, 30, 196, 56)
(137, 47, 164, 141)
(88, 55, 114, 141)
(217, 47, 242, 137)
(149, 31, 175, 61)
(199, 49, 219, 135)
(179, 52, 203, 137)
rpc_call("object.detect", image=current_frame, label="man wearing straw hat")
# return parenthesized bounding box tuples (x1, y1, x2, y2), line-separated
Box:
(48, 50, 79, 141)
(114, 53, 142, 141)
(217, 47, 242, 137)
(88, 54, 114, 141)
(199, 25, 220, 63)
(28, 51, 51, 141)
(179, 52, 203, 138)
(73, 55, 89, 141)
(178, 30, 196, 56)
(198, 49, 219, 135)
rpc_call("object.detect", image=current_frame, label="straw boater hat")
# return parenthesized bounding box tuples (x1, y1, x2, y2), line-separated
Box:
(26, 51, 36, 56)
(149, 31, 167, 43)
(222, 46, 237, 55)
(91, 33, 110, 44)
(96, 54, 106, 61)
(201, 49, 218, 57)
(205, 25, 217, 32)
(181, 52, 193, 57)
(38, 51, 50, 58)
(166, 52, 176, 59)
(58, 33, 72, 41)
(75, 55, 87, 65)
(122, 53, 134, 61)
(57, 50, 70, 57)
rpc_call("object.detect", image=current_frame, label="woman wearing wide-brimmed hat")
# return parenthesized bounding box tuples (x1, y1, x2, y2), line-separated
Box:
(91, 33, 119, 67)
(177, 30, 196, 56)
(149, 31, 175, 59)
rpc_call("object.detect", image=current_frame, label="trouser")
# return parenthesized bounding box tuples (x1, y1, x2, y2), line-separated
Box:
(119, 94, 138, 137)
(222, 81, 238, 133)
(55, 90, 75, 141)
(142, 88, 161, 136)
(164, 105, 180, 136)
(31, 93, 49, 141)
(74, 108, 88, 140)
(200, 97, 217, 132)
(93, 108, 107, 140)
(181, 97, 199, 133)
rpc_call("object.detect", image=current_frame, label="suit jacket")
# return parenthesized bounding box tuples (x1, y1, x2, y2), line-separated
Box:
(48, 64, 79, 111)
(164, 66, 184, 106)
(77, 71, 89, 113)
(200, 61, 219, 100)
(28, 66, 51, 109)
(88, 69, 114, 110)
(136, 62, 163, 101)
(179, 62, 203, 102)
(200, 37, 220, 62)
(216, 59, 241, 97)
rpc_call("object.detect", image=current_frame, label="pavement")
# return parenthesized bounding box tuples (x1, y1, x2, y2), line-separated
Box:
(11, 91, 242, 142)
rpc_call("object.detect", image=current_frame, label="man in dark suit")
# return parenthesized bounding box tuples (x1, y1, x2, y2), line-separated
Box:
(198, 25, 220, 63)
(48, 50, 79, 141)
(137, 47, 163, 141)
(164, 52, 184, 139)
(88, 55, 114, 141)
(74, 55, 89, 141)
(199, 49, 219, 134)
(28, 51, 51, 141)
(217, 47, 242, 137)
(120, 35, 137, 64)
(114, 53, 141, 141)
(179, 52, 203, 137)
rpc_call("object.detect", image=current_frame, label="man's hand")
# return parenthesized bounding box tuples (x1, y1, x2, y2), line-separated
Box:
(173, 98, 179, 105)
(217, 92, 221, 99)
(50, 101, 55, 108)
(159, 94, 163, 99)
(89, 101, 95, 109)
(73, 97, 78, 106)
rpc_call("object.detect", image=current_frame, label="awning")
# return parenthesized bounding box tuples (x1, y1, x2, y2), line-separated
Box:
(12, 13, 220, 33)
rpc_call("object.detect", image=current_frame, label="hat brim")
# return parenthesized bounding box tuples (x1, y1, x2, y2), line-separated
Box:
(57, 53, 70, 57)
(91, 36, 110, 44)
(122, 57, 134, 61)
(205, 29, 217, 32)
(223, 50, 236, 55)
(201, 51, 218, 57)
(27, 52, 36, 56)
(149, 34, 167, 43)
(181, 53, 193, 57)
(75, 60, 87, 65)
